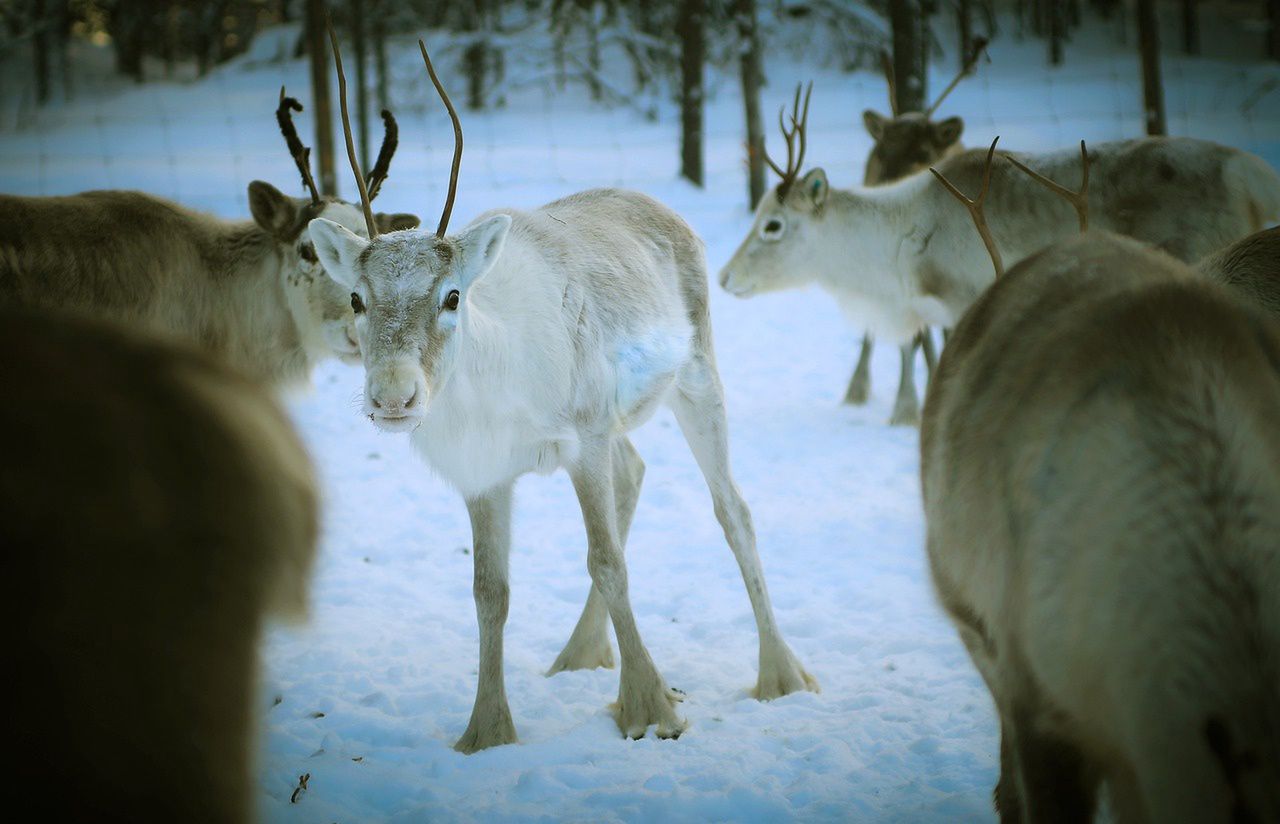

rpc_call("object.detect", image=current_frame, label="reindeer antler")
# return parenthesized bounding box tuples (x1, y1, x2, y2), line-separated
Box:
(764, 82, 813, 200)
(276, 87, 322, 205)
(419, 39, 463, 238)
(365, 108, 399, 201)
(327, 17, 378, 239)
(879, 49, 899, 117)
(1006, 140, 1090, 233)
(929, 137, 1005, 278)
(925, 36, 989, 117)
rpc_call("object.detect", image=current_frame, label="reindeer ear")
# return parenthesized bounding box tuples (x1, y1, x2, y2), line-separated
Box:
(863, 110, 888, 140)
(933, 117, 964, 148)
(455, 214, 512, 290)
(248, 181, 300, 241)
(307, 218, 367, 288)
(801, 168, 829, 209)
(375, 212, 420, 233)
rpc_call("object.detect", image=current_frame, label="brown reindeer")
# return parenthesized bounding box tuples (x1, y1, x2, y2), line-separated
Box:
(922, 145, 1280, 823)
(0, 91, 418, 389)
(1197, 225, 1280, 320)
(0, 308, 318, 822)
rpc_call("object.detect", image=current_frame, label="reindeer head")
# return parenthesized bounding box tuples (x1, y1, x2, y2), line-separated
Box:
(308, 30, 485, 431)
(261, 89, 418, 365)
(720, 84, 833, 298)
(862, 39, 987, 186)
(862, 110, 964, 185)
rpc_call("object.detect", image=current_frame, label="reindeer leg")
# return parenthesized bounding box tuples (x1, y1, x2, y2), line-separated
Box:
(670, 355, 818, 700)
(570, 435, 685, 740)
(548, 437, 644, 674)
(920, 329, 938, 378)
(1007, 706, 1100, 824)
(889, 340, 921, 426)
(843, 333, 875, 405)
(454, 483, 518, 753)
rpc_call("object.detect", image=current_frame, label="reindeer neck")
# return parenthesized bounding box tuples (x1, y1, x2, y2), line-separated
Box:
(198, 221, 311, 388)
(813, 181, 923, 287)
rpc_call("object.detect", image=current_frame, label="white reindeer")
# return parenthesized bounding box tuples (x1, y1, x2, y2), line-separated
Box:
(845, 40, 987, 410)
(721, 96, 1280, 424)
(308, 35, 816, 754)
(0, 91, 418, 389)
(2, 307, 318, 821)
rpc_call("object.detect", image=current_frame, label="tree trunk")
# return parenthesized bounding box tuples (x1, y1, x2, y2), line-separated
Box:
(372, 0, 389, 111)
(587, 3, 602, 102)
(1048, 0, 1066, 64)
(735, 0, 765, 208)
(463, 0, 490, 111)
(1136, 0, 1166, 135)
(349, 0, 370, 171)
(1181, 0, 1198, 55)
(305, 0, 338, 196)
(956, 0, 973, 59)
(677, 0, 705, 187)
(889, 0, 926, 113)
(33, 0, 51, 105)
(1269, 0, 1280, 61)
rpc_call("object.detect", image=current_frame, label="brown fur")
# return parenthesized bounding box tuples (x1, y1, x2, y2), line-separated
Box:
(1198, 226, 1280, 320)
(0, 309, 318, 822)
(922, 233, 1280, 822)
(0, 187, 417, 388)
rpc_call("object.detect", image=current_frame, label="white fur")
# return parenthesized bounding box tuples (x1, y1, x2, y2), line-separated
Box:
(722, 136, 1280, 352)
(310, 188, 817, 754)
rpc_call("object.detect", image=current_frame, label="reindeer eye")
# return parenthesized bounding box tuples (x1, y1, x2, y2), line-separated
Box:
(299, 243, 318, 263)
(443, 289, 460, 311)
(350, 293, 365, 314)
(761, 218, 785, 240)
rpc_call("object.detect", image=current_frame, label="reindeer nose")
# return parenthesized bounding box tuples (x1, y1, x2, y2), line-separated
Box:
(372, 386, 418, 413)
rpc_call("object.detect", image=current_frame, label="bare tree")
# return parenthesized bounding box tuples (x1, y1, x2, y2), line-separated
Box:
(677, 0, 705, 187)
(32, 0, 51, 104)
(1048, 0, 1066, 64)
(349, 0, 370, 170)
(1270, 0, 1280, 61)
(735, 0, 764, 207)
(1181, 0, 1199, 55)
(1136, 0, 1166, 135)
(956, 0, 973, 58)
(889, 0, 927, 113)
(305, 0, 337, 195)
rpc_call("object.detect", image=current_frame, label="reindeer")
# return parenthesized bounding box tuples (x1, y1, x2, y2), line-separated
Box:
(1198, 226, 1280, 320)
(308, 30, 816, 754)
(720, 97, 1280, 423)
(843, 41, 987, 418)
(0, 91, 418, 389)
(1, 307, 318, 822)
(920, 147, 1280, 823)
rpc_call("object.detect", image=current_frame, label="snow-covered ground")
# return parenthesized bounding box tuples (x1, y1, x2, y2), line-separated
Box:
(2, 12, 1278, 823)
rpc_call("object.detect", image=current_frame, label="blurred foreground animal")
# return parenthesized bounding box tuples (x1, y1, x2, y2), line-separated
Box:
(1198, 225, 1280, 320)
(0, 309, 318, 821)
(921, 233, 1280, 822)
(722, 99, 1280, 424)
(307, 32, 815, 754)
(0, 92, 417, 389)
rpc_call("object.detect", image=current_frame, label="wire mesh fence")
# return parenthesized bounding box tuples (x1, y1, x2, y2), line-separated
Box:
(1, 21, 1277, 218)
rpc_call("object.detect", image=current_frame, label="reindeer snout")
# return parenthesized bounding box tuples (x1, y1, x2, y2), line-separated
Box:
(371, 386, 419, 413)
(366, 364, 427, 431)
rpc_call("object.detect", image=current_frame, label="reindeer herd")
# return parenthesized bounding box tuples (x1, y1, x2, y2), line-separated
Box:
(0, 25, 1277, 823)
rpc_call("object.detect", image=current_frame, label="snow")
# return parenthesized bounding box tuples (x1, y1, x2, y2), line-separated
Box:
(2, 12, 1277, 823)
